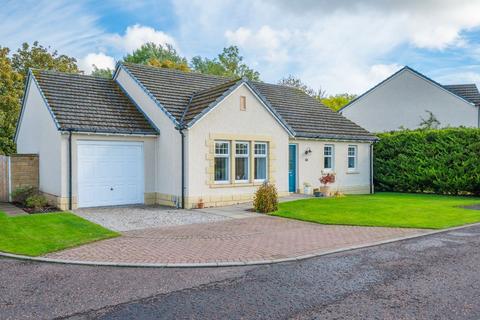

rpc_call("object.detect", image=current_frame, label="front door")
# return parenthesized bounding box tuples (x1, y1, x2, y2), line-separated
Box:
(288, 144, 297, 192)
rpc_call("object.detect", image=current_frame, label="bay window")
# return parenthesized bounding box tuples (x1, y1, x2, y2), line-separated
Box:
(214, 141, 230, 182)
(254, 142, 268, 181)
(235, 142, 249, 182)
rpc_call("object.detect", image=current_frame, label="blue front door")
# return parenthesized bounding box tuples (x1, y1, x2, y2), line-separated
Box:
(288, 144, 297, 192)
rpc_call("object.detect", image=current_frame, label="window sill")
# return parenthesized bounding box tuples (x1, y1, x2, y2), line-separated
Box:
(209, 181, 264, 188)
(346, 171, 360, 174)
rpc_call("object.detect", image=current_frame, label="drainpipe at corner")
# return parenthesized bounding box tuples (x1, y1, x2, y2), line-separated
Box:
(369, 142, 374, 194)
(179, 127, 185, 209)
(68, 130, 73, 210)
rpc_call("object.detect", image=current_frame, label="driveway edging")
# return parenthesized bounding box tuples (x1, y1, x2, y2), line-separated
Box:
(2, 221, 479, 268)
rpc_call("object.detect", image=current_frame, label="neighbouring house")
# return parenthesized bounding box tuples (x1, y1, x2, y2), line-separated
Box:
(15, 63, 376, 210)
(339, 66, 480, 132)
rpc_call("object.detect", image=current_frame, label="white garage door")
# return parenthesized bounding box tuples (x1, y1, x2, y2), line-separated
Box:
(77, 141, 144, 208)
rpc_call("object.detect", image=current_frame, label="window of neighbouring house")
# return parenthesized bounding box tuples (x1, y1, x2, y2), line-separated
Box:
(348, 145, 357, 171)
(214, 141, 230, 182)
(254, 142, 268, 181)
(324, 144, 334, 170)
(235, 142, 249, 182)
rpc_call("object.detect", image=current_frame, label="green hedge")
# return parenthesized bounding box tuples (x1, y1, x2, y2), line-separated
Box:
(374, 128, 480, 195)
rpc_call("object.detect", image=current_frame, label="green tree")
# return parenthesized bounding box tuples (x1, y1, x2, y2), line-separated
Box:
(321, 93, 357, 112)
(278, 75, 325, 99)
(123, 43, 190, 72)
(191, 46, 260, 81)
(91, 65, 113, 79)
(11, 41, 79, 79)
(0, 47, 23, 154)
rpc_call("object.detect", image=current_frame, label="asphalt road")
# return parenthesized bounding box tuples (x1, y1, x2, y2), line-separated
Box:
(1, 224, 480, 320)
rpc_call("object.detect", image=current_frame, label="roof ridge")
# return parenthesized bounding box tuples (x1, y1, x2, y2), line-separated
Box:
(33, 69, 113, 82)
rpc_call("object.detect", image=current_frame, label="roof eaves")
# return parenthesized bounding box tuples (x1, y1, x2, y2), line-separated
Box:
(244, 80, 296, 137)
(14, 70, 62, 143)
(114, 77, 160, 135)
(59, 127, 158, 136)
(295, 132, 379, 142)
(338, 66, 407, 113)
(118, 63, 180, 126)
(185, 78, 244, 128)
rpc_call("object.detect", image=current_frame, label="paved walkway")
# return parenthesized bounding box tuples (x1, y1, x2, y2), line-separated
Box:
(0, 202, 26, 216)
(45, 216, 427, 265)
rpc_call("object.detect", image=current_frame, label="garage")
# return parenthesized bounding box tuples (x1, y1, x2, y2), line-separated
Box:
(77, 141, 144, 208)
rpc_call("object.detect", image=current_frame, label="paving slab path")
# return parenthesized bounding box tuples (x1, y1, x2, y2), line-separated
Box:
(45, 216, 426, 265)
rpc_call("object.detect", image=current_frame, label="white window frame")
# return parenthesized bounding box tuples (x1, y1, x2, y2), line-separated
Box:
(254, 142, 268, 182)
(347, 145, 357, 172)
(324, 144, 335, 171)
(235, 141, 250, 183)
(214, 141, 230, 183)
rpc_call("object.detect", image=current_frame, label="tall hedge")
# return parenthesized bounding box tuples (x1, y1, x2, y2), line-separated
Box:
(374, 128, 480, 195)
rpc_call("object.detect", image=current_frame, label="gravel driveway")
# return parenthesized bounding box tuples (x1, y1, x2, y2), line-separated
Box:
(74, 205, 229, 231)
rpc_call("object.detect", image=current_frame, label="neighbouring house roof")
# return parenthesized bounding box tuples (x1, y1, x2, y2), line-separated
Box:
(31, 70, 158, 135)
(121, 63, 376, 141)
(443, 84, 480, 108)
(339, 66, 479, 113)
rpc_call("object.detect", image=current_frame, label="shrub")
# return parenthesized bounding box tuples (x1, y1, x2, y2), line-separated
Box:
(253, 182, 278, 213)
(374, 128, 480, 195)
(11, 186, 37, 205)
(25, 194, 48, 211)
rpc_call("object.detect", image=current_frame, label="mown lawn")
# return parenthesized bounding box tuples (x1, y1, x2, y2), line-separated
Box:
(273, 193, 480, 229)
(0, 211, 118, 256)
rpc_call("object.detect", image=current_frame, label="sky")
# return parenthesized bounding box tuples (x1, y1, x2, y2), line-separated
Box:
(1, 0, 480, 95)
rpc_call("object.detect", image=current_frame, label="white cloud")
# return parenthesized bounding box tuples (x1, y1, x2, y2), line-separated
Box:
(108, 24, 177, 54)
(172, 0, 480, 93)
(0, 1, 105, 57)
(79, 52, 116, 74)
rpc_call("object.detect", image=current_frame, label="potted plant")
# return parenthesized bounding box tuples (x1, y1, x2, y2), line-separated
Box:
(318, 172, 336, 197)
(303, 182, 312, 195)
(197, 198, 205, 209)
(313, 188, 322, 197)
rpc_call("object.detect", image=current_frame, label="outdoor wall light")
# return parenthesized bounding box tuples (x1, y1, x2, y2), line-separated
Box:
(304, 147, 312, 155)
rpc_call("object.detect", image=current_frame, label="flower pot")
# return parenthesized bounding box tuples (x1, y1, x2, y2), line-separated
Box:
(303, 186, 312, 195)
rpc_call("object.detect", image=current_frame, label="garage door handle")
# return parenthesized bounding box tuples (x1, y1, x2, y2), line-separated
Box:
(110, 187, 114, 191)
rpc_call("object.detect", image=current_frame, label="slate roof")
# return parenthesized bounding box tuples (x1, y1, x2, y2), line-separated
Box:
(122, 63, 376, 141)
(32, 70, 157, 135)
(443, 84, 480, 107)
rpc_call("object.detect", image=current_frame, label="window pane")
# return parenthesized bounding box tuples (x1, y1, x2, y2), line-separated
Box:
(348, 157, 355, 169)
(348, 146, 356, 156)
(215, 142, 229, 155)
(254, 143, 266, 155)
(215, 157, 229, 181)
(235, 157, 248, 180)
(236, 143, 248, 155)
(255, 157, 267, 180)
(324, 146, 332, 156)
(324, 156, 332, 169)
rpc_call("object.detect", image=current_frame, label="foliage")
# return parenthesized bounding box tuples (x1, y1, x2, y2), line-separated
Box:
(11, 41, 79, 79)
(278, 75, 326, 99)
(374, 128, 480, 195)
(0, 211, 118, 256)
(321, 93, 357, 112)
(253, 182, 279, 213)
(419, 110, 440, 129)
(273, 193, 480, 229)
(191, 46, 260, 81)
(123, 43, 190, 72)
(0, 47, 23, 154)
(0, 42, 79, 155)
(11, 186, 37, 205)
(319, 172, 336, 186)
(91, 65, 113, 79)
(25, 194, 48, 211)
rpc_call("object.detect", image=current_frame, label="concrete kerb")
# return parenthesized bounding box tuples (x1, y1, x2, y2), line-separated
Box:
(1, 221, 479, 268)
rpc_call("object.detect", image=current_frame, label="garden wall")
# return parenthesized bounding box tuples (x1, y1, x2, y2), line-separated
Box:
(0, 154, 39, 201)
(374, 128, 480, 195)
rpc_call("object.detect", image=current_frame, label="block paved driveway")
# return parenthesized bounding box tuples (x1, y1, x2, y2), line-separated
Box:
(45, 213, 427, 265)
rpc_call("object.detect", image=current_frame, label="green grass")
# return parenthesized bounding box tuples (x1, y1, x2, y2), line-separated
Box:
(0, 211, 118, 256)
(273, 192, 480, 229)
